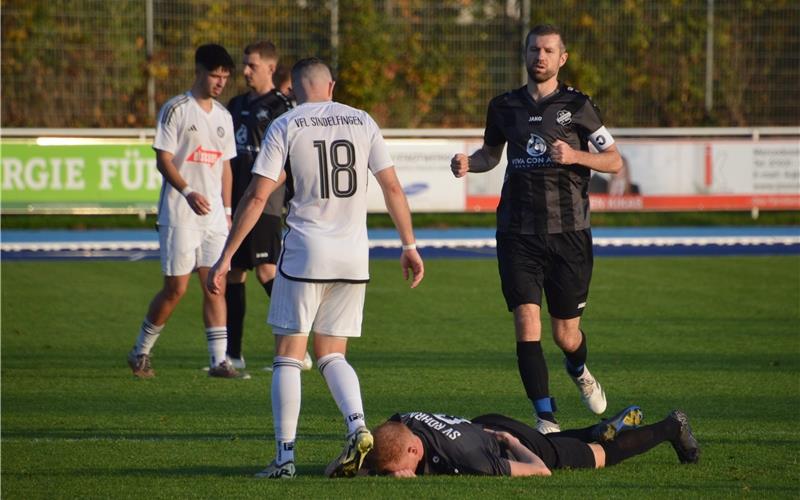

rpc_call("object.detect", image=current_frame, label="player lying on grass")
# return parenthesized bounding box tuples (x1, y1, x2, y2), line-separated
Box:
(361, 406, 699, 477)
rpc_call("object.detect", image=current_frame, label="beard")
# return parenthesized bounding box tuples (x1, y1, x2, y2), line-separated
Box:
(526, 63, 557, 83)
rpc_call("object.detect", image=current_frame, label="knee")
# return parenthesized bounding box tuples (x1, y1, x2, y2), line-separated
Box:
(162, 283, 188, 302)
(552, 324, 582, 351)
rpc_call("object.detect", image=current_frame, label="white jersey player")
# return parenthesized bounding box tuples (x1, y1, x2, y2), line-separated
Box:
(154, 92, 235, 232)
(253, 100, 390, 282)
(127, 44, 242, 380)
(208, 58, 425, 479)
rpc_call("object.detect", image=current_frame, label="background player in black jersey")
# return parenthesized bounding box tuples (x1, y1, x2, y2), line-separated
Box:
(225, 41, 311, 373)
(450, 24, 623, 434)
(365, 407, 699, 477)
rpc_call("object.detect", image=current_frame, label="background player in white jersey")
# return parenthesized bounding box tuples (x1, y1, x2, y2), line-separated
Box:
(127, 44, 240, 379)
(208, 57, 425, 479)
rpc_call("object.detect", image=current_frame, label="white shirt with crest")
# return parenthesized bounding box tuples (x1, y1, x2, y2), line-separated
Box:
(153, 92, 236, 230)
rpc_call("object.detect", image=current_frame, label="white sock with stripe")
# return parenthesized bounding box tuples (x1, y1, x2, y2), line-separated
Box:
(272, 356, 303, 464)
(318, 353, 366, 434)
(205, 326, 227, 367)
(135, 319, 164, 355)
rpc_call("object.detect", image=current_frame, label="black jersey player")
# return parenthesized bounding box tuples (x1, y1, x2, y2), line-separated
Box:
(450, 25, 623, 433)
(366, 407, 699, 477)
(224, 41, 300, 373)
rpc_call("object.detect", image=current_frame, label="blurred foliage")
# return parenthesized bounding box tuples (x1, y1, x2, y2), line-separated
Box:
(2, 0, 799, 128)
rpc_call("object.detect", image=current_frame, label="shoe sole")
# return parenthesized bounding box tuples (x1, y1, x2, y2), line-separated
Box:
(598, 407, 642, 441)
(670, 411, 700, 464)
(328, 432, 374, 478)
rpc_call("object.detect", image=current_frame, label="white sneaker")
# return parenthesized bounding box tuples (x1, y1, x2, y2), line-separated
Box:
(254, 460, 296, 479)
(568, 364, 607, 415)
(228, 356, 246, 370)
(535, 418, 561, 434)
(263, 352, 314, 372)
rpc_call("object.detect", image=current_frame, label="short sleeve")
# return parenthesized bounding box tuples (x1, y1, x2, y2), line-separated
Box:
(483, 99, 506, 148)
(366, 113, 393, 174)
(153, 101, 180, 154)
(222, 113, 237, 161)
(251, 119, 287, 181)
(573, 98, 615, 151)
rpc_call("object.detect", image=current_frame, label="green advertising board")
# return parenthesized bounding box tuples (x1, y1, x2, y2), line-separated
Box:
(1, 141, 161, 210)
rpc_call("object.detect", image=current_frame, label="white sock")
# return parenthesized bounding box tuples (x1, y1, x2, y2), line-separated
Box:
(135, 319, 164, 355)
(318, 353, 366, 434)
(273, 356, 303, 464)
(205, 326, 227, 367)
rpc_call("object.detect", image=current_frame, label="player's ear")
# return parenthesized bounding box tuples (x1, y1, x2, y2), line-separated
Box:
(559, 51, 569, 68)
(328, 80, 336, 98)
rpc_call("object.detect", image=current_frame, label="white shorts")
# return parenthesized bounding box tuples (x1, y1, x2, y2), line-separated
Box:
(268, 273, 366, 337)
(158, 225, 228, 276)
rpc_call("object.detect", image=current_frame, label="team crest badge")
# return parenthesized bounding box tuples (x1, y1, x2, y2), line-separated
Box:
(526, 134, 547, 157)
(257, 109, 270, 121)
(235, 124, 248, 145)
(556, 110, 572, 126)
(217, 126, 225, 138)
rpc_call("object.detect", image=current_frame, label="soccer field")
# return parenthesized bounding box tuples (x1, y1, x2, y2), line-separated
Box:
(2, 256, 799, 498)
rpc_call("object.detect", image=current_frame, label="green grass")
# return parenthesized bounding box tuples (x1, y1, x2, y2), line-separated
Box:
(2, 256, 799, 498)
(2, 210, 799, 229)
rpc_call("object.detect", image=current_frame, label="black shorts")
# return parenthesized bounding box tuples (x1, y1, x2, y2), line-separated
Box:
(496, 229, 593, 318)
(231, 214, 282, 270)
(472, 414, 595, 470)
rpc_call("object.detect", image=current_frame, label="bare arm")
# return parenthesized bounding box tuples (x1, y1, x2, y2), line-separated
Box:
(484, 429, 551, 477)
(450, 143, 505, 178)
(549, 141, 622, 174)
(156, 149, 211, 215)
(374, 167, 424, 288)
(221, 159, 233, 226)
(207, 173, 281, 294)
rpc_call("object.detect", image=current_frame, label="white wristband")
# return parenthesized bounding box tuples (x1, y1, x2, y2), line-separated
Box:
(224, 207, 232, 216)
(180, 186, 194, 198)
(402, 243, 417, 251)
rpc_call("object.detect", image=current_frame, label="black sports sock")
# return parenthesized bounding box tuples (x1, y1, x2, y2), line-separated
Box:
(225, 282, 246, 359)
(563, 330, 588, 376)
(551, 424, 595, 442)
(600, 418, 680, 466)
(262, 279, 274, 297)
(516, 341, 556, 423)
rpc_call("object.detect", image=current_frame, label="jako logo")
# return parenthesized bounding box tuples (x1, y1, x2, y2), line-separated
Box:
(186, 146, 223, 166)
(403, 182, 428, 196)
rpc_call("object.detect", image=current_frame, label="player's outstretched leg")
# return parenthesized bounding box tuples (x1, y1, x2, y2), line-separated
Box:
(591, 405, 643, 442)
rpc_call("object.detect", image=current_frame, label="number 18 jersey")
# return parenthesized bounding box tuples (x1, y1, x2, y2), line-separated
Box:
(252, 100, 393, 282)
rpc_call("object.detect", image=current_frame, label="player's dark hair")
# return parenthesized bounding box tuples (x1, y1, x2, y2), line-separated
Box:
(244, 40, 278, 61)
(525, 24, 566, 52)
(195, 44, 235, 72)
(273, 63, 291, 87)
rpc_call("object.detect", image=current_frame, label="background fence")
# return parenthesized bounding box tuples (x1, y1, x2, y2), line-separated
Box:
(3, 0, 799, 129)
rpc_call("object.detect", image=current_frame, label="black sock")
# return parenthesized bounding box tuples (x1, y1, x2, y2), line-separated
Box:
(225, 282, 246, 359)
(564, 330, 588, 377)
(262, 279, 274, 297)
(551, 424, 596, 442)
(600, 418, 680, 466)
(516, 341, 556, 423)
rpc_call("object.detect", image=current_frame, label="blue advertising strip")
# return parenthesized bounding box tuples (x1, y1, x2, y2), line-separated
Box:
(1, 226, 798, 261)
